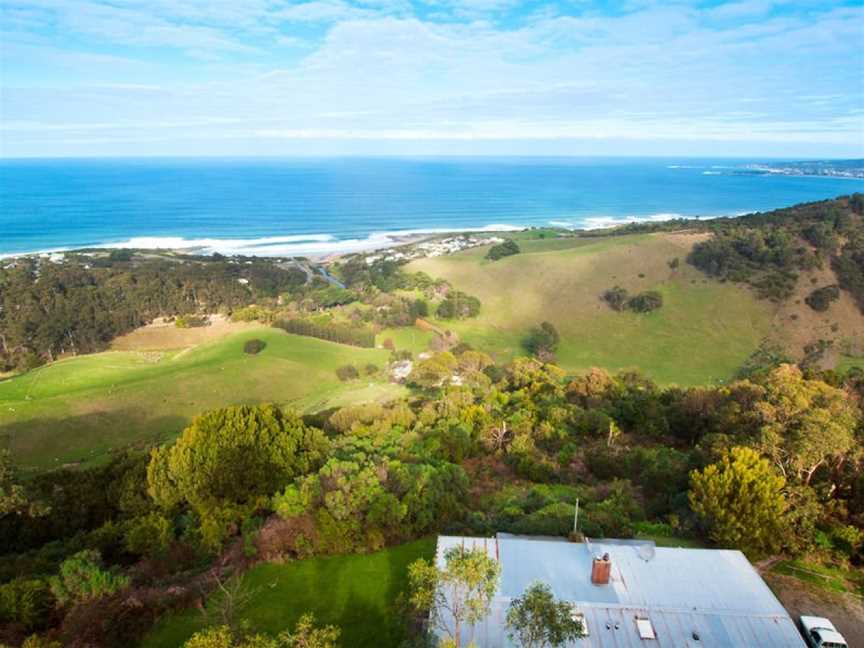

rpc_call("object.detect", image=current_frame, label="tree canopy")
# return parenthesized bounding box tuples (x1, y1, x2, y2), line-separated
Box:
(408, 546, 501, 648)
(147, 404, 329, 524)
(689, 446, 787, 556)
(506, 581, 585, 648)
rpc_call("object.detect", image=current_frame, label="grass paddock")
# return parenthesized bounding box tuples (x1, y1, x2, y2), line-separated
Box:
(141, 538, 436, 648)
(409, 233, 773, 385)
(0, 329, 400, 470)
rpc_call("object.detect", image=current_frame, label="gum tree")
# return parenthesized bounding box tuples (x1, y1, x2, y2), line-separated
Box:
(408, 546, 501, 648)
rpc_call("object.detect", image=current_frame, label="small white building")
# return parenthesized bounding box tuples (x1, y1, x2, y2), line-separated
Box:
(433, 534, 806, 647)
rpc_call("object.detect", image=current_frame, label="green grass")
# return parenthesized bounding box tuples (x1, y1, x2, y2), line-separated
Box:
(410, 233, 774, 385)
(141, 538, 435, 648)
(0, 329, 402, 471)
(772, 559, 864, 596)
(377, 327, 435, 355)
(635, 533, 707, 549)
(836, 354, 864, 375)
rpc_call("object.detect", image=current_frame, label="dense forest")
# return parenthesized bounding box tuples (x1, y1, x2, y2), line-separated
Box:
(688, 193, 864, 304)
(0, 254, 308, 371)
(0, 353, 861, 645)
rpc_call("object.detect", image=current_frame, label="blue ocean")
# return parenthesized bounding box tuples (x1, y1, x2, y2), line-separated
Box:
(1, 157, 862, 257)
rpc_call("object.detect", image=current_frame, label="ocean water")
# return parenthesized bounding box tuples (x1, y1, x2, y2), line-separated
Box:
(1, 157, 862, 257)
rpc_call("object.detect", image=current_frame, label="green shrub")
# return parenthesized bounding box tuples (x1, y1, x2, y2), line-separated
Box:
(436, 291, 482, 319)
(231, 305, 272, 322)
(0, 577, 54, 631)
(409, 299, 429, 319)
(601, 286, 629, 311)
(242, 516, 264, 558)
(805, 285, 841, 312)
(602, 287, 663, 313)
(523, 322, 560, 356)
(486, 239, 521, 261)
(336, 364, 359, 381)
(626, 291, 663, 313)
(243, 339, 266, 355)
(49, 550, 130, 606)
(311, 285, 358, 308)
(175, 315, 207, 329)
(364, 363, 379, 376)
(737, 340, 792, 379)
(123, 512, 173, 558)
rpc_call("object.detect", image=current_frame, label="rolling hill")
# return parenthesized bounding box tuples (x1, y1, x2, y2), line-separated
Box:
(0, 328, 401, 471)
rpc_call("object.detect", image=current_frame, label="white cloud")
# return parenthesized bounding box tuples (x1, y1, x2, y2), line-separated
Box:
(1, 0, 862, 156)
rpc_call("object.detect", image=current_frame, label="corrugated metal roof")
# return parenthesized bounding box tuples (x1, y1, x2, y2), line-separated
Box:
(433, 535, 806, 648)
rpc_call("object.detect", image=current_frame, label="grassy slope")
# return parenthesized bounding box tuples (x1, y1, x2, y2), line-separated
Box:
(377, 327, 435, 355)
(141, 538, 435, 648)
(0, 328, 402, 470)
(409, 233, 774, 386)
(836, 355, 864, 374)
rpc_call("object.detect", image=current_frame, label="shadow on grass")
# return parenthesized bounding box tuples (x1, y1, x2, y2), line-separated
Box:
(1, 409, 188, 471)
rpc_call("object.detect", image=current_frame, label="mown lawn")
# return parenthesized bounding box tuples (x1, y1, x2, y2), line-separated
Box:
(0, 329, 402, 471)
(141, 538, 436, 648)
(409, 233, 774, 385)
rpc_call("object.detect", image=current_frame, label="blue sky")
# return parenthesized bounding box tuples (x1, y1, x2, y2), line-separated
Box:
(1, 0, 862, 157)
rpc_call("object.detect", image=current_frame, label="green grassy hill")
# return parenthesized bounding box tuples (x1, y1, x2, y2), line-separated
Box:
(0, 328, 401, 470)
(409, 232, 774, 385)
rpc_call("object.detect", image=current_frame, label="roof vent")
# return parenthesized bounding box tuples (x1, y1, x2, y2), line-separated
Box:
(591, 552, 611, 585)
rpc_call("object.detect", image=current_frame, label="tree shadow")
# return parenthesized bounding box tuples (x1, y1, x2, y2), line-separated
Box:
(0, 408, 188, 471)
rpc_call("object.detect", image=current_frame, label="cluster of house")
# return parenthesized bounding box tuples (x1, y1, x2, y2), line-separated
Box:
(363, 234, 506, 265)
(433, 534, 815, 647)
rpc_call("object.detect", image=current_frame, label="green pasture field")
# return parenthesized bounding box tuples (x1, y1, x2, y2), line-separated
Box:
(409, 233, 774, 385)
(0, 328, 401, 470)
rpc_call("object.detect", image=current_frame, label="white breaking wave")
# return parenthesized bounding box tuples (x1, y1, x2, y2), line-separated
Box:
(548, 214, 688, 231)
(578, 213, 688, 230)
(0, 224, 526, 260)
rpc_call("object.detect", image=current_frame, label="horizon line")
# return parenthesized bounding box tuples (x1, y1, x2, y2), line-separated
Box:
(2, 153, 863, 162)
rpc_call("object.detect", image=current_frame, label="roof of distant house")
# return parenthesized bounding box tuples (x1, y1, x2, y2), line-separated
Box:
(434, 534, 806, 648)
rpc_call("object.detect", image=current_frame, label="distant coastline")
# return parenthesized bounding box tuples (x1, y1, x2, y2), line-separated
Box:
(0, 225, 527, 261)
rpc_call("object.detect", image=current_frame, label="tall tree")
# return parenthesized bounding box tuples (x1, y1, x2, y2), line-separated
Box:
(408, 546, 501, 648)
(752, 364, 858, 486)
(506, 582, 585, 648)
(689, 446, 787, 555)
(147, 404, 329, 547)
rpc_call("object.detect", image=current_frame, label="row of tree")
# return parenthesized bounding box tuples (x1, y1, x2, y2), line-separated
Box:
(272, 318, 376, 348)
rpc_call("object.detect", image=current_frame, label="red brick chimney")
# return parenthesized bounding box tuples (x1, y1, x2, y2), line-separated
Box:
(591, 552, 611, 585)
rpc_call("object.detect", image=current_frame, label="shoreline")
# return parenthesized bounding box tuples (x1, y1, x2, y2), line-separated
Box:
(0, 224, 530, 262)
(0, 210, 731, 261)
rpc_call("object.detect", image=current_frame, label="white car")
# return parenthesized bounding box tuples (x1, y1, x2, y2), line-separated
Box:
(800, 616, 848, 648)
